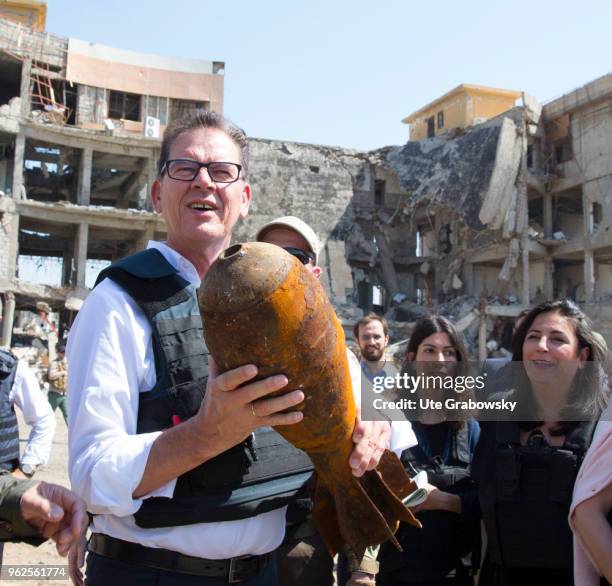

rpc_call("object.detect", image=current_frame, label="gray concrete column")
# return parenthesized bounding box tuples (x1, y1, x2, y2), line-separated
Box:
(478, 309, 487, 362)
(19, 58, 32, 119)
(62, 249, 73, 286)
(78, 147, 93, 206)
(584, 250, 595, 303)
(542, 194, 553, 239)
(5, 212, 19, 281)
(583, 191, 595, 302)
(130, 224, 155, 255)
(0, 292, 16, 348)
(543, 257, 554, 299)
(11, 133, 25, 199)
(74, 222, 89, 288)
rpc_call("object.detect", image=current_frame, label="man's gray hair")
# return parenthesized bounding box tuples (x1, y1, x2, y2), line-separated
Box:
(157, 110, 250, 179)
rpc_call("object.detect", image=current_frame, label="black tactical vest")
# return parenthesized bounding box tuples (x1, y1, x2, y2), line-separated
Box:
(0, 350, 20, 471)
(480, 420, 596, 570)
(95, 248, 313, 528)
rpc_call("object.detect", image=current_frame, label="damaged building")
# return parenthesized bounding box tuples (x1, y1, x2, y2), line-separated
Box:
(1, 3, 611, 358)
(351, 76, 612, 355)
(0, 3, 223, 346)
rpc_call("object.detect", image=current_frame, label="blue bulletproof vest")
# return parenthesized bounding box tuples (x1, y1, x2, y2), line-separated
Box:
(0, 350, 20, 471)
(95, 248, 313, 527)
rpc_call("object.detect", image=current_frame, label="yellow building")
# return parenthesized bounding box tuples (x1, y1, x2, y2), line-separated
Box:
(0, 0, 46, 31)
(403, 84, 521, 141)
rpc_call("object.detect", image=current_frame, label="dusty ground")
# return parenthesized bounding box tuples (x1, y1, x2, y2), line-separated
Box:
(2, 410, 73, 585)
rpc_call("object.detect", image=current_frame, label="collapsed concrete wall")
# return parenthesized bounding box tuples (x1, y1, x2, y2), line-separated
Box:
(234, 138, 373, 306)
(387, 108, 524, 231)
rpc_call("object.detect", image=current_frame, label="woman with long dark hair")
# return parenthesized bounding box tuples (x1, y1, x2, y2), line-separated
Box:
(472, 299, 609, 586)
(377, 316, 480, 586)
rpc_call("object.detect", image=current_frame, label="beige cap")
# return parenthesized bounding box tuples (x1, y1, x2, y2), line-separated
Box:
(256, 216, 320, 265)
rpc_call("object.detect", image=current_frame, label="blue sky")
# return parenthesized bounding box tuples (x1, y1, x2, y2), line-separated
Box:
(46, 0, 612, 151)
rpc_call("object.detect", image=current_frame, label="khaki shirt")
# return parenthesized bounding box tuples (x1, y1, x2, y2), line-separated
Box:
(48, 357, 67, 393)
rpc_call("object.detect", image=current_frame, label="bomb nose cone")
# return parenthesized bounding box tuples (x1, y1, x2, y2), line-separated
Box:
(200, 241, 295, 313)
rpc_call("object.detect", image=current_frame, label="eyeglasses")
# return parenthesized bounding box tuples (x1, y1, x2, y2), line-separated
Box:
(163, 159, 242, 183)
(283, 246, 315, 265)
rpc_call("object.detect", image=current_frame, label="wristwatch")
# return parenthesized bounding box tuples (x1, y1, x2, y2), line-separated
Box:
(19, 464, 36, 478)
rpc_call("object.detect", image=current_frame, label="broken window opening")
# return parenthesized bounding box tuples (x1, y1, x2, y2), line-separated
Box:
(527, 145, 533, 169)
(426, 116, 435, 138)
(437, 111, 444, 129)
(554, 140, 573, 164)
(372, 285, 384, 307)
(23, 141, 77, 203)
(593, 202, 603, 228)
(0, 53, 21, 106)
(17, 254, 63, 287)
(357, 280, 370, 310)
(169, 99, 209, 122)
(374, 179, 386, 207)
(108, 90, 141, 121)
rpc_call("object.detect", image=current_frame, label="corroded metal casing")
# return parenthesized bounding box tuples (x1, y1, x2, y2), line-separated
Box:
(199, 242, 419, 558)
(199, 241, 355, 452)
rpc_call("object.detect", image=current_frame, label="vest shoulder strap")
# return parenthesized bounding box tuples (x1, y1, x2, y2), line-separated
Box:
(95, 249, 191, 319)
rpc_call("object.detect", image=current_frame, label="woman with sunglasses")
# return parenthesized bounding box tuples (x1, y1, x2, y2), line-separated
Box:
(377, 315, 480, 586)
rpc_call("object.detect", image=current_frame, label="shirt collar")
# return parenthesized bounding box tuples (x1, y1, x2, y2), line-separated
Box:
(146, 241, 201, 287)
(360, 359, 389, 381)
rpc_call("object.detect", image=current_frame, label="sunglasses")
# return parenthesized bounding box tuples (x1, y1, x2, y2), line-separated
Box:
(283, 247, 315, 265)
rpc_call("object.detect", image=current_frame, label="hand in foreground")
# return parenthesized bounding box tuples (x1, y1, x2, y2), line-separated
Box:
(196, 358, 304, 456)
(349, 408, 391, 477)
(20, 481, 88, 556)
(68, 531, 87, 586)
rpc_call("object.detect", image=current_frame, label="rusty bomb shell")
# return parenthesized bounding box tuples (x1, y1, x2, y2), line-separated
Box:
(199, 242, 419, 558)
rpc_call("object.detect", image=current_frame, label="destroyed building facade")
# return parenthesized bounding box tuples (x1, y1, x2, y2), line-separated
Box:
(0, 13, 223, 345)
(1, 6, 611, 355)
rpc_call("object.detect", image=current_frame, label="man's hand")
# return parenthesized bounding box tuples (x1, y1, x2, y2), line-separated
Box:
(349, 408, 391, 477)
(20, 481, 88, 556)
(133, 358, 305, 498)
(195, 358, 304, 461)
(11, 469, 28, 480)
(68, 531, 87, 586)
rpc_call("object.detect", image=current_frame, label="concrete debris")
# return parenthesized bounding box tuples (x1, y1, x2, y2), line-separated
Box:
(521, 92, 542, 125)
(387, 109, 524, 230)
(387, 300, 429, 322)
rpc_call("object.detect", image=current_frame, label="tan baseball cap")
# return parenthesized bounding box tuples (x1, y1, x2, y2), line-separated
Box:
(256, 216, 320, 265)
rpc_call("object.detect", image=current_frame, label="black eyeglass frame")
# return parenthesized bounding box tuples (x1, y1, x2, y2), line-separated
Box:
(162, 159, 243, 183)
(283, 246, 315, 265)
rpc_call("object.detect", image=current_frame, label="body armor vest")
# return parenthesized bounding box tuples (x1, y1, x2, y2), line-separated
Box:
(401, 422, 473, 492)
(0, 350, 20, 471)
(96, 248, 313, 528)
(480, 420, 596, 570)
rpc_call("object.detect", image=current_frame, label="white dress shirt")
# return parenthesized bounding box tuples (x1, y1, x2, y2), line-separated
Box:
(10, 360, 55, 468)
(67, 241, 286, 559)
